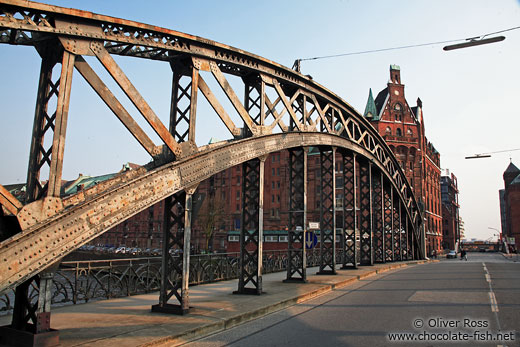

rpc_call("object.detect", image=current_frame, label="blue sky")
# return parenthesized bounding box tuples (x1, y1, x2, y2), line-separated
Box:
(1, 0, 519, 241)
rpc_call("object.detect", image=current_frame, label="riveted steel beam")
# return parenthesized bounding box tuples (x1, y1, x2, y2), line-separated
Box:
(317, 146, 336, 275)
(359, 159, 373, 266)
(341, 150, 357, 269)
(284, 147, 307, 283)
(0, 132, 421, 294)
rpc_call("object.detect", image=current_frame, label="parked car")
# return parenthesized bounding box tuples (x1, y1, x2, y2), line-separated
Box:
(446, 250, 457, 259)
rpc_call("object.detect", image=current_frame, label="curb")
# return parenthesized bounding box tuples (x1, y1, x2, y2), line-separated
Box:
(142, 260, 432, 347)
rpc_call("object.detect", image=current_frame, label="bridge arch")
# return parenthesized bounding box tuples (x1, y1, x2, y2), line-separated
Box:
(0, 0, 424, 336)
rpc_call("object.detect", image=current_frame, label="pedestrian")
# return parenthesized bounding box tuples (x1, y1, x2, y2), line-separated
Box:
(460, 249, 467, 261)
(432, 249, 437, 259)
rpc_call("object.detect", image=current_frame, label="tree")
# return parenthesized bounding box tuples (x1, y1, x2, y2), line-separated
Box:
(198, 192, 226, 252)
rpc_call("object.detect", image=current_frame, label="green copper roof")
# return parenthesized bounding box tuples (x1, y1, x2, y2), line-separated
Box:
(363, 88, 378, 120)
(390, 64, 400, 70)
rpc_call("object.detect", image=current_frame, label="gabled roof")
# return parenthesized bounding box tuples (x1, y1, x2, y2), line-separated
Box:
(374, 87, 388, 116)
(504, 162, 520, 175)
(363, 88, 378, 120)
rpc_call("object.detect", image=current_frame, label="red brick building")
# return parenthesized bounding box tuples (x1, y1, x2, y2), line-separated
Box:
(501, 161, 520, 251)
(441, 172, 460, 250)
(363, 65, 442, 256)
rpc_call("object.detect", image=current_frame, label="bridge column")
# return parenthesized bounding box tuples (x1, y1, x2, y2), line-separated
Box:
(235, 156, 266, 295)
(384, 186, 394, 262)
(317, 146, 336, 275)
(2, 43, 75, 346)
(0, 267, 60, 346)
(372, 169, 385, 263)
(341, 151, 357, 269)
(359, 159, 373, 266)
(284, 147, 307, 283)
(152, 185, 197, 315)
(401, 204, 408, 260)
(393, 200, 402, 261)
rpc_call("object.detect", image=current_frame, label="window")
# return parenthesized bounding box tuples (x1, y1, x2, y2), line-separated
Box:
(236, 191, 240, 200)
(277, 181, 280, 188)
(277, 168, 280, 176)
(272, 195, 275, 203)
(396, 128, 402, 136)
(265, 235, 278, 242)
(407, 128, 413, 136)
(279, 235, 288, 242)
(386, 127, 391, 135)
(272, 168, 275, 175)
(228, 235, 239, 242)
(236, 176, 240, 185)
(272, 181, 275, 189)
(277, 195, 280, 202)
(234, 218, 240, 229)
(272, 155, 276, 163)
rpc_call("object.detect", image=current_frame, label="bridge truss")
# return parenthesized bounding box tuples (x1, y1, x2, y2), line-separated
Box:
(0, 0, 424, 344)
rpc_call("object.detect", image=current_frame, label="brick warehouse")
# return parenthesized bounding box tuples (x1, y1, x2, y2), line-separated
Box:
(88, 65, 444, 256)
(441, 172, 460, 250)
(500, 161, 520, 252)
(363, 65, 442, 256)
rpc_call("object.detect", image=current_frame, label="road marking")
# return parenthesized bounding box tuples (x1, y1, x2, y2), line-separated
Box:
(488, 292, 499, 312)
(485, 273, 491, 282)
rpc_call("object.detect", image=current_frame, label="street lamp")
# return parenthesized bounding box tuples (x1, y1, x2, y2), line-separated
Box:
(443, 36, 505, 51)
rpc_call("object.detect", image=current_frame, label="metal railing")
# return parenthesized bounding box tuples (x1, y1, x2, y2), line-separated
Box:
(0, 248, 331, 313)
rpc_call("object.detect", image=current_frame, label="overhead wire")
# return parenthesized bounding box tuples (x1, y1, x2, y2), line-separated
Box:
(297, 25, 520, 62)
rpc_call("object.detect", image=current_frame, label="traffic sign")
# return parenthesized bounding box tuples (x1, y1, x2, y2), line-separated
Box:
(309, 222, 319, 230)
(305, 231, 318, 249)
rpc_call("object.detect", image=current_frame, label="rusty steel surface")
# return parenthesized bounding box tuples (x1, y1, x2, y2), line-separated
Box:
(0, 0, 423, 294)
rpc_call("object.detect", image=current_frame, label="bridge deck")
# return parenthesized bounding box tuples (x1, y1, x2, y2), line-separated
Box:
(0, 261, 430, 346)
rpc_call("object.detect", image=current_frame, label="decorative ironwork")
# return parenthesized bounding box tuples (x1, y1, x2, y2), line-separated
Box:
(341, 150, 357, 268)
(372, 169, 384, 263)
(393, 199, 402, 261)
(285, 148, 307, 282)
(317, 147, 336, 274)
(384, 186, 394, 262)
(236, 159, 263, 294)
(359, 159, 373, 265)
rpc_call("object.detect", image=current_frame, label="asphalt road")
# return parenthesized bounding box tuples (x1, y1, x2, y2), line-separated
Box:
(184, 253, 520, 347)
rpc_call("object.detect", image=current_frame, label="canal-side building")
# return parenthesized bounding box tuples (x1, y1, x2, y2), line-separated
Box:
(363, 65, 442, 256)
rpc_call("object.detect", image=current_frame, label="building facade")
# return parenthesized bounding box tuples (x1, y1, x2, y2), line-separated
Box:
(441, 172, 460, 250)
(363, 65, 442, 256)
(501, 161, 520, 251)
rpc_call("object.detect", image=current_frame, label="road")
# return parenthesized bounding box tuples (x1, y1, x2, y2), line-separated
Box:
(183, 253, 520, 347)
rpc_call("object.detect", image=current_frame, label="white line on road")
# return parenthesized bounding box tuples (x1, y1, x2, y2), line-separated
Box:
(485, 273, 491, 282)
(488, 291, 499, 312)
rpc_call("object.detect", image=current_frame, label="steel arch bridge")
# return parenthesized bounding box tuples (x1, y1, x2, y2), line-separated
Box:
(0, 0, 424, 343)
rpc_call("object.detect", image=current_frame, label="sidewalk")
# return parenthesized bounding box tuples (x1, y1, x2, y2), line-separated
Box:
(0, 260, 432, 347)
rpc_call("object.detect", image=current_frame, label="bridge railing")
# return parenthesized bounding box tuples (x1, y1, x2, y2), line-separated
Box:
(0, 249, 332, 314)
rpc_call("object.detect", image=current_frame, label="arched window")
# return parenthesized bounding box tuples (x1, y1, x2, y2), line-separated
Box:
(407, 128, 413, 136)
(396, 128, 402, 136)
(385, 127, 391, 135)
